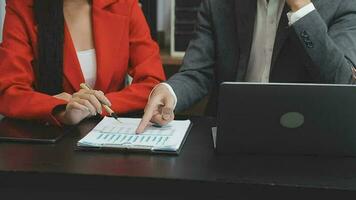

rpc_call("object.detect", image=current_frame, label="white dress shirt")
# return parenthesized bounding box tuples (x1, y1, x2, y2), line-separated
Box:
(77, 49, 97, 89)
(245, 0, 285, 82)
(161, 2, 316, 109)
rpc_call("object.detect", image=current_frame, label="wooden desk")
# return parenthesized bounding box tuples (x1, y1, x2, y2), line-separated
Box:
(1, 117, 356, 199)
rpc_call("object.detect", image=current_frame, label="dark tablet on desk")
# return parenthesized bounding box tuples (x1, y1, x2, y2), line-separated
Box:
(0, 118, 68, 144)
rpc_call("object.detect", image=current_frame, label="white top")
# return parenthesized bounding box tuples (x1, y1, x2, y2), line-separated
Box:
(77, 49, 97, 89)
(161, 2, 316, 108)
(245, 0, 285, 82)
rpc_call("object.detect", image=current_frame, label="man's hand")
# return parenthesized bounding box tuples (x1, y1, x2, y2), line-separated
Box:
(136, 84, 175, 134)
(286, 0, 311, 12)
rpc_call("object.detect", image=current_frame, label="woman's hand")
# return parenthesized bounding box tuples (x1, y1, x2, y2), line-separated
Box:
(55, 89, 112, 125)
(53, 92, 72, 102)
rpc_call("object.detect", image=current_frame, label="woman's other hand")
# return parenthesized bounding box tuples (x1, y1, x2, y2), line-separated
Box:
(53, 92, 72, 102)
(54, 89, 111, 125)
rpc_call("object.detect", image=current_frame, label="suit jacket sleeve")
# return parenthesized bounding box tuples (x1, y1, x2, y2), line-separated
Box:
(0, 2, 66, 125)
(166, 0, 216, 112)
(105, 0, 166, 114)
(292, 1, 356, 83)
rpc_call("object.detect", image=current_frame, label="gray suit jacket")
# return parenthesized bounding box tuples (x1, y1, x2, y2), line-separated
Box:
(166, 0, 356, 115)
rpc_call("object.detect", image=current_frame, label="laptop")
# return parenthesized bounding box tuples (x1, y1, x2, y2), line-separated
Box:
(216, 82, 356, 156)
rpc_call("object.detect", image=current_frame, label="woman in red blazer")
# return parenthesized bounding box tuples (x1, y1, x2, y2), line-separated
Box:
(0, 0, 166, 125)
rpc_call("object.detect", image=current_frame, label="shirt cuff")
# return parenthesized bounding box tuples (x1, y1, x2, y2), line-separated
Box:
(287, 3, 316, 26)
(149, 83, 178, 110)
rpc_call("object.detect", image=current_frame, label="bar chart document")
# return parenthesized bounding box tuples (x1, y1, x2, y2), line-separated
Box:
(78, 117, 192, 154)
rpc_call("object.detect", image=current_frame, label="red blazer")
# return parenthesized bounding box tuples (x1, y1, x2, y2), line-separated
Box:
(0, 0, 166, 125)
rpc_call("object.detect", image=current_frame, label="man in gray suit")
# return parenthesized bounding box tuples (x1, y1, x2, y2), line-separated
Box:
(136, 0, 356, 133)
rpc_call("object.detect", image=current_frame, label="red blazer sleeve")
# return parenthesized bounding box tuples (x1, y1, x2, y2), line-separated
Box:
(105, 0, 166, 114)
(0, 2, 66, 125)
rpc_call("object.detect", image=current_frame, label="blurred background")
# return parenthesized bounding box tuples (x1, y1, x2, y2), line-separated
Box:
(0, 0, 5, 41)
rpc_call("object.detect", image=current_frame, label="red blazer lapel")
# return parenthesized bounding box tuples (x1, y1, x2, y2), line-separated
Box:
(95, 0, 118, 8)
(62, 0, 126, 93)
(63, 24, 86, 92)
(92, 0, 126, 92)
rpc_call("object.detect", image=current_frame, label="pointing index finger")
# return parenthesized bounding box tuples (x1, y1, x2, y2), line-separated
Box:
(136, 103, 156, 134)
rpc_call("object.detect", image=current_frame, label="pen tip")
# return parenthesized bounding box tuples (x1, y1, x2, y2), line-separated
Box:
(111, 113, 122, 123)
(111, 113, 119, 119)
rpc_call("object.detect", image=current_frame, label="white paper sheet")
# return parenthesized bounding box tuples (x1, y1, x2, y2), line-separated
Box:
(78, 117, 191, 152)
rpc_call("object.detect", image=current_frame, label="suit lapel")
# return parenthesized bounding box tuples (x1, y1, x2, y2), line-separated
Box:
(271, 4, 292, 70)
(63, 24, 85, 92)
(62, 0, 125, 92)
(235, 0, 257, 81)
(92, 3, 126, 91)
